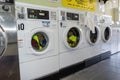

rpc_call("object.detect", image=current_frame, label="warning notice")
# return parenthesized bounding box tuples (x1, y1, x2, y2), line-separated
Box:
(62, 0, 96, 12)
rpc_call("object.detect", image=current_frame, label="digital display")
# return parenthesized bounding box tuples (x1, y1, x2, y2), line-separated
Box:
(66, 12, 79, 21)
(27, 8, 49, 20)
(39, 13, 45, 16)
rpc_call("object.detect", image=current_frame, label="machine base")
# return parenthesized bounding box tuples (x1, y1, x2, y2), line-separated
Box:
(36, 72, 59, 80)
(85, 55, 101, 67)
(85, 51, 111, 67)
(59, 61, 85, 78)
(35, 51, 111, 80)
(100, 51, 111, 61)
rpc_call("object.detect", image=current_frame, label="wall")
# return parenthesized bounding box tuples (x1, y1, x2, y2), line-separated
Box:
(110, 0, 119, 22)
(96, 0, 119, 15)
(16, 0, 61, 7)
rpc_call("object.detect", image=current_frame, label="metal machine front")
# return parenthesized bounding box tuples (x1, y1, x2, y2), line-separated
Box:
(0, 0, 20, 80)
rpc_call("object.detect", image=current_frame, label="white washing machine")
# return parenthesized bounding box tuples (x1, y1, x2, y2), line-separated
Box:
(79, 12, 95, 59)
(86, 25, 101, 57)
(99, 15, 112, 54)
(89, 14, 103, 56)
(111, 27, 119, 54)
(83, 13, 101, 58)
(78, 13, 102, 67)
(16, 2, 59, 80)
(58, 8, 88, 69)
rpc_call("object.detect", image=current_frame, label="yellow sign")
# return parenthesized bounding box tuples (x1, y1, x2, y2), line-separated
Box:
(62, 0, 96, 12)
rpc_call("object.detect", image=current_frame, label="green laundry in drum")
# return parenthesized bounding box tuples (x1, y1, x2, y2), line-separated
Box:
(33, 35, 43, 50)
(68, 35, 77, 47)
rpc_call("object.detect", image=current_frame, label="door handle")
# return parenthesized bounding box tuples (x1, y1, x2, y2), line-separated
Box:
(0, 25, 7, 57)
(0, 25, 5, 32)
(0, 36, 4, 46)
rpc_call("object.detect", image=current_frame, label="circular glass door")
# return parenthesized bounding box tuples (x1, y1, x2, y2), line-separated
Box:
(90, 27, 98, 44)
(0, 27, 7, 57)
(31, 32, 49, 52)
(67, 27, 80, 48)
(104, 27, 111, 41)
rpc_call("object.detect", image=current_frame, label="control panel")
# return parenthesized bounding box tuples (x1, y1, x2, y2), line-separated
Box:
(67, 12, 79, 21)
(0, 0, 14, 4)
(27, 8, 49, 20)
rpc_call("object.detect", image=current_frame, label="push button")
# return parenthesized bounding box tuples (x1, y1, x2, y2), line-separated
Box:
(2, 5, 9, 12)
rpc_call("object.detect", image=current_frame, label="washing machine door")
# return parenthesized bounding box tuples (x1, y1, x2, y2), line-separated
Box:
(29, 29, 53, 55)
(0, 26, 7, 58)
(102, 26, 112, 42)
(31, 31, 49, 54)
(87, 26, 100, 45)
(64, 27, 83, 49)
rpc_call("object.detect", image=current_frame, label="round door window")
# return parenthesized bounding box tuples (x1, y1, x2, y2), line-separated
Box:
(67, 27, 80, 48)
(31, 32, 49, 52)
(0, 28, 7, 57)
(90, 27, 98, 44)
(104, 27, 110, 41)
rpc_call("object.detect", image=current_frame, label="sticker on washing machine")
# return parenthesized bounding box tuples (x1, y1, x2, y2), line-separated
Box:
(42, 21, 50, 27)
(51, 11, 57, 20)
(18, 23, 25, 31)
(62, 0, 96, 12)
(18, 39, 24, 48)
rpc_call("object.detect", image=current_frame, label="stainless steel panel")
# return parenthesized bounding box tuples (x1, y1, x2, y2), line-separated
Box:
(0, 0, 20, 80)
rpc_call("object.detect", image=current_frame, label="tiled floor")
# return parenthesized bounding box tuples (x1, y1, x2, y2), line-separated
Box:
(61, 53, 120, 80)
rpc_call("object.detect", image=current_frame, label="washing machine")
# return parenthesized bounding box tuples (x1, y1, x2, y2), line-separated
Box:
(90, 14, 103, 56)
(79, 12, 95, 59)
(0, 1, 20, 80)
(83, 13, 101, 58)
(16, 2, 59, 80)
(58, 8, 89, 69)
(99, 15, 112, 55)
(81, 13, 102, 67)
(86, 24, 101, 56)
(111, 27, 119, 54)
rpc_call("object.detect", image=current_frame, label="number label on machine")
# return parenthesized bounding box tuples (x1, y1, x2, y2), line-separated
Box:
(18, 23, 24, 31)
